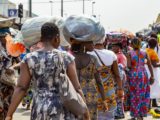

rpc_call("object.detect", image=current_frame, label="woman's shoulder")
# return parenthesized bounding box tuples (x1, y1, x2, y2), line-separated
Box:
(25, 51, 39, 58)
(87, 53, 97, 61)
(100, 49, 115, 55)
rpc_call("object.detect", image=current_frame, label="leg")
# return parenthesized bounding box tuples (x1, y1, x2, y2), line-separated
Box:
(137, 117, 143, 120)
(98, 111, 114, 120)
(152, 99, 158, 107)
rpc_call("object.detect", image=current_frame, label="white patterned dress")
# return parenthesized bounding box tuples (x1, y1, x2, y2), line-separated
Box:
(22, 49, 77, 120)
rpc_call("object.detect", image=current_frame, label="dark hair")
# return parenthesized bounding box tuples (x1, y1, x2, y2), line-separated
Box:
(148, 37, 157, 48)
(41, 22, 59, 41)
(112, 42, 122, 49)
(131, 37, 141, 50)
(150, 32, 157, 39)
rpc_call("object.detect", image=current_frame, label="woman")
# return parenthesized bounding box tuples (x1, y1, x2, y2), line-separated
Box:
(112, 42, 126, 119)
(127, 38, 154, 120)
(63, 15, 107, 120)
(88, 41, 123, 120)
(112, 42, 127, 68)
(0, 28, 16, 120)
(146, 38, 160, 101)
(6, 22, 85, 120)
(72, 41, 107, 120)
(20, 49, 33, 110)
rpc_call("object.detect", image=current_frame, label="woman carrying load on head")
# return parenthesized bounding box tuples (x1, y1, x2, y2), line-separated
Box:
(63, 15, 108, 120)
(6, 22, 86, 120)
(112, 42, 126, 119)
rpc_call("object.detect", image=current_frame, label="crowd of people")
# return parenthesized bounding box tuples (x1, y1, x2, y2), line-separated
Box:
(0, 15, 160, 120)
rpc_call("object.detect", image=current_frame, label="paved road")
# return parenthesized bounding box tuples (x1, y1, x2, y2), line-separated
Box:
(13, 105, 159, 120)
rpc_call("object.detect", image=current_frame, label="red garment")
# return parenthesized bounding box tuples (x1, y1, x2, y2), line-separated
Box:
(116, 52, 127, 68)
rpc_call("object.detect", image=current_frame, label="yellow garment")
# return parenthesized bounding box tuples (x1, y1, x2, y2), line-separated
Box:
(149, 109, 160, 118)
(146, 48, 159, 62)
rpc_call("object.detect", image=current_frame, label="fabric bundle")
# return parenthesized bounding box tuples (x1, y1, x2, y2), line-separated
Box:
(63, 15, 105, 43)
(18, 16, 69, 48)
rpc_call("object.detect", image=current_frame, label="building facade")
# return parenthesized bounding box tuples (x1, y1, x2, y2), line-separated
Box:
(0, 0, 16, 17)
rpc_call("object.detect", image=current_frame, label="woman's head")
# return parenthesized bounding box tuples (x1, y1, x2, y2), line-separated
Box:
(41, 22, 60, 48)
(71, 38, 94, 52)
(112, 43, 122, 53)
(150, 32, 157, 39)
(148, 37, 157, 49)
(131, 37, 141, 50)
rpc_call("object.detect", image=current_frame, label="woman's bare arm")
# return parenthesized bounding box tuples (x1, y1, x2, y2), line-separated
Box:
(67, 61, 84, 99)
(126, 53, 131, 69)
(6, 63, 31, 118)
(151, 60, 160, 67)
(146, 55, 154, 77)
(112, 61, 123, 90)
(94, 72, 106, 101)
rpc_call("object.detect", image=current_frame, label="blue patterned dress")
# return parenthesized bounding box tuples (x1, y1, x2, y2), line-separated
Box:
(128, 50, 150, 117)
(22, 49, 77, 120)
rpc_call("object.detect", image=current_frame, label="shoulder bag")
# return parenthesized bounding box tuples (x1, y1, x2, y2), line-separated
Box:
(0, 69, 17, 86)
(58, 51, 87, 117)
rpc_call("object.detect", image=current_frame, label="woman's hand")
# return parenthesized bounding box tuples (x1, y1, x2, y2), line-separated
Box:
(150, 77, 154, 85)
(5, 116, 12, 120)
(103, 101, 108, 112)
(5, 69, 14, 75)
(117, 89, 124, 99)
(83, 110, 91, 120)
(0, 107, 3, 113)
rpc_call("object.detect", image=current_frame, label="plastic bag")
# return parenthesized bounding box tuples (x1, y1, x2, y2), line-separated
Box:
(63, 15, 105, 43)
(6, 35, 26, 57)
(21, 16, 69, 48)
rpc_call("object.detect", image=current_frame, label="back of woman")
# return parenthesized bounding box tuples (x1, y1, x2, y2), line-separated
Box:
(22, 49, 76, 120)
(127, 37, 153, 119)
(130, 50, 147, 72)
(75, 53, 99, 120)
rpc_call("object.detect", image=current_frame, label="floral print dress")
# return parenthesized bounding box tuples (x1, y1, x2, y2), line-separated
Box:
(22, 49, 77, 120)
(0, 44, 14, 120)
(76, 55, 100, 120)
(114, 64, 125, 118)
(128, 50, 150, 117)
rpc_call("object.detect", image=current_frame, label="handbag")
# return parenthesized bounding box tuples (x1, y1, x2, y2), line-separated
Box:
(0, 69, 17, 86)
(58, 51, 87, 117)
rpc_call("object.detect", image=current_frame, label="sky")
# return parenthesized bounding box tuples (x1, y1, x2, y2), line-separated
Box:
(10, 0, 160, 33)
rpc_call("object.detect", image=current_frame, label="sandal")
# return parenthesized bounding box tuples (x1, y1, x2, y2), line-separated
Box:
(149, 109, 160, 118)
(154, 109, 160, 114)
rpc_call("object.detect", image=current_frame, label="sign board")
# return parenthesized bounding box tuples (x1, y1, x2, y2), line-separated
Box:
(8, 9, 17, 17)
